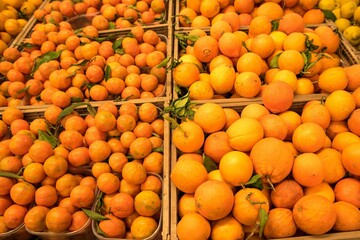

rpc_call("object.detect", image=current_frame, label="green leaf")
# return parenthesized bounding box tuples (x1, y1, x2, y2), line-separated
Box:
(87, 103, 96, 117)
(82, 208, 109, 221)
(115, 48, 125, 54)
(71, 59, 89, 67)
(17, 86, 30, 94)
(38, 130, 58, 149)
(0, 171, 23, 179)
(269, 52, 282, 68)
(57, 102, 88, 122)
(20, 42, 35, 49)
(322, 10, 337, 21)
(31, 50, 62, 76)
(203, 154, 218, 173)
(245, 174, 264, 190)
(109, 22, 116, 29)
(259, 208, 269, 238)
(71, 97, 82, 103)
(104, 65, 112, 81)
(271, 19, 280, 31)
(156, 57, 171, 69)
(112, 38, 123, 51)
(153, 147, 163, 153)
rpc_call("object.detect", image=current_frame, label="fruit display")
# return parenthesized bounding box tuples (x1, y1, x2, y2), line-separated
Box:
(176, 0, 330, 29)
(33, 0, 168, 31)
(0, 0, 45, 55)
(170, 96, 360, 239)
(172, 22, 359, 101)
(0, 24, 169, 107)
(1, 0, 360, 239)
(0, 99, 169, 239)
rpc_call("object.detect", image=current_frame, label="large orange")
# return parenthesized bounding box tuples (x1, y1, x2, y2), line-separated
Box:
(333, 201, 360, 231)
(301, 103, 331, 130)
(172, 121, 204, 153)
(264, 208, 297, 238)
(259, 114, 288, 140)
(232, 188, 269, 226)
(45, 207, 72, 233)
(324, 90, 356, 121)
(293, 195, 336, 235)
(173, 62, 200, 88)
(250, 137, 294, 184)
(194, 180, 234, 221)
(317, 148, 346, 184)
(193, 36, 219, 63)
(271, 179, 304, 209)
(342, 142, 360, 176)
(332, 131, 360, 152)
(193, 103, 226, 133)
(218, 32, 244, 58)
(292, 122, 326, 153)
(110, 192, 134, 218)
(24, 205, 49, 232)
(219, 151, 253, 186)
(318, 67, 348, 93)
(348, 109, 360, 136)
(226, 118, 263, 152)
(178, 194, 197, 218)
(209, 64, 236, 94)
(278, 12, 305, 34)
(304, 182, 335, 202)
(262, 81, 294, 113)
(170, 159, 208, 194)
(292, 153, 325, 187)
(211, 216, 244, 240)
(334, 178, 360, 208)
(203, 131, 233, 163)
(177, 212, 210, 240)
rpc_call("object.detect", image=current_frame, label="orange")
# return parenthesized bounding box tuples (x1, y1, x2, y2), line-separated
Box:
(8, 133, 33, 156)
(70, 185, 95, 208)
(262, 81, 294, 113)
(99, 214, 126, 238)
(134, 190, 161, 217)
(332, 132, 360, 153)
(68, 210, 89, 232)
(236, 52, 263, 75)
(110, 192, 134, 218)
(193, 103, 226, 133)
(171, 159, 208, 194)
(23, 162, 46, 184)
(248, 15, 272, 37)
(264, 208, 297, 238)
(10, 181, 35, 207)
(241, 103, 269, 120)
(210, 20, 232, 40)
(122, 161, 147, 185)
(0, 156, 22, 174)
(292, 122, 326, 153)
(278, 12, 305, 34)
(257, 2, 283, 19)
(211, 215, 244, 240)
(129, 137, 153, 159)
(193, 36, 219, 63)
(178, 193, 197, 218)
(345, 64, 360, 91)
(45, 207, 72, 233)
(334, 178, 360, 208)
(173, 62, 200, 88)
(250, 137, 294, 184)
(218, 32, 244, 58)
(209, 64, 236, 94)
(301, 103, 331, 130)
(94, 110, 116, 132)
(43, 155, 68, 179)
(342, 142, 360, 176)
(203, 131, 233, 164)
(314, 25, 340, 54)
(317, 148, 346, 184)
(348, 109, 360, 136)
(172, 121, 204, 153)
(318, 67, 348, 93)
(325, 90, 356, 121)
(251, 33, 275, 59)
(219, 151, 253, 186)
(176, 213, 210, 240)
(194, 180, 234, 220)
(35, 185, 58, 207)
(259, 114, 288, 140)
(131, 216, 158, 239)
(234, 72, 261, 98)
(24, 205, 49, 232)
(293, 195, 336, 234)
(232, 188, 269, 226)
(97, 172, 120, 195)
(292, 153, 325, 187)
(226, 118, 263, 152)
(333, 201, 360, 231)
(89, 140, 112, 162)
(271, 179, 304, 209)
(278, 50, 304, 75)
(28, 140, 54, 164)
(3, 204, 28, 229)
(55, 173, 79, 198)
(304, 181, 335, 202)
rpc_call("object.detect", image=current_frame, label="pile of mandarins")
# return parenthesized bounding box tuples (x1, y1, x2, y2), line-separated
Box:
(0, 100, 165, 238)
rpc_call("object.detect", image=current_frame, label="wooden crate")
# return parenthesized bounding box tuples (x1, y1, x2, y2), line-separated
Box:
(169, 96, 360, 240)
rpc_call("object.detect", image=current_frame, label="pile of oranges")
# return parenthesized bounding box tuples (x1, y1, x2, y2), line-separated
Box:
(0, 23, 168, 107)
(174, 13, 360, 100)
(0, 100, 165, 238)
(171, 99, 360, 239)
(33, 0, 166, 31)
